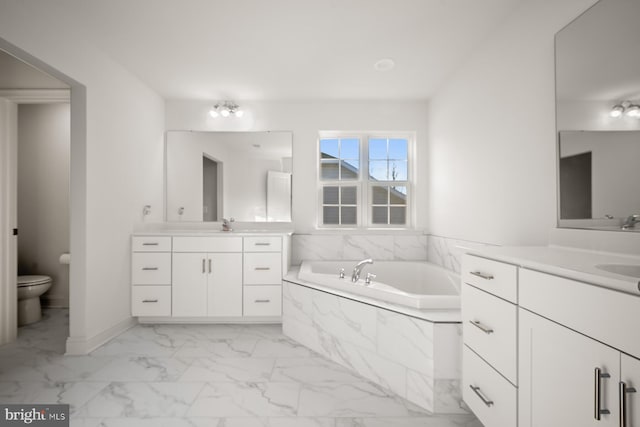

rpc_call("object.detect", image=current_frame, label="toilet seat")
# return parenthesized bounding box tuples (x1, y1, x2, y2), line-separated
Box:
(17, 275, 52, 287)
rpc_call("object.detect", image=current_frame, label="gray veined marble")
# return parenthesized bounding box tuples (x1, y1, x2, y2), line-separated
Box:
(1, 308, 481, 426)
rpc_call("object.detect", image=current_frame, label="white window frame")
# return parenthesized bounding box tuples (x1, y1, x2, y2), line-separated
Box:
(317, 131, 415, 229)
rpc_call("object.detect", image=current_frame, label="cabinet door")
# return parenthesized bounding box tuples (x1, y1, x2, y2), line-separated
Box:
(621, 354, 640, 427)
(172, 252, 207, 316)
(519, 309, 620, 427)
(208, 253, 242, 317)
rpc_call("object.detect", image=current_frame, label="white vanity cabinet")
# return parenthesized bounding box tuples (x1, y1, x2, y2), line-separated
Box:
(462, 252, 640, 427)
(461, 254, 518, 427)
(172, 237, 243, 317)
(131, 232, 290, 321)
(518, 268, 640, 427)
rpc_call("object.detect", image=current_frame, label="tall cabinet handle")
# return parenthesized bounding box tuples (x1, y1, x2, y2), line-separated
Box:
(208, 259, 212, 274)
(202, 258, 206, 274)
(595, 367, 611, 420)
(619, 381, 637, 427)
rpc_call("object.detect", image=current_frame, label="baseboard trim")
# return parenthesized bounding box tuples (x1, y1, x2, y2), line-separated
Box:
(137, 316, 282, 324)
(42, 296, 69, 308)
(65, 316, 137, 355)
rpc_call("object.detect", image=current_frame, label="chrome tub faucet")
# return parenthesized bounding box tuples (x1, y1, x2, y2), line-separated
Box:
(351, 258, 373, 282)
(622, 214, 640, 230)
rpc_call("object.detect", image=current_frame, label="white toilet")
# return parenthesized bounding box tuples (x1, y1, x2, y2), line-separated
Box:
(17, 275, 52, 326)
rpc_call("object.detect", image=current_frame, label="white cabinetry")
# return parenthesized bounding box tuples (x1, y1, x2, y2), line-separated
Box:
(518, 268, 640, 427)
(242, 236, 283, 317)
(461, 254, 518, 427)
(131, 236, 172, 316)
(172, 237, 242, 317)
(131, 233, 290, 321)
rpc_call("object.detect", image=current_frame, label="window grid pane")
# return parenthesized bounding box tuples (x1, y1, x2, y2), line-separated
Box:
(368, 137, 409, 182)
(319, 137, 360, 181)
(370, 183, 408, 226)
(322, 185, 358, 226)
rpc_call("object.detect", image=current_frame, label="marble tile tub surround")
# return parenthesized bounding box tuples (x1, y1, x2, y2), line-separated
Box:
(426, 235, 493, 277)
(282, 281, 467, 415)
(292, 233, 428, 265)
(0, 308, 481, 427)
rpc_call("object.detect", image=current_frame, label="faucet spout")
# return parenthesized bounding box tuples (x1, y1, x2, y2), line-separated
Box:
(351, 258, 373, 282)
(622, 214, 640, 230)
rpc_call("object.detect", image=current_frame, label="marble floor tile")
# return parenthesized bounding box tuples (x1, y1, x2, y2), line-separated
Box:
(179, 357, 276, 382)
(187, 382, 300, 417)
(298, 382, 427, 417)
(271, 357, 364, 383)
(0, 309, 481, 426)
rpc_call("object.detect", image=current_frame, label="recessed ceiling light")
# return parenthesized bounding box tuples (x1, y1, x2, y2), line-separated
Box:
(374, 58, 395, 71)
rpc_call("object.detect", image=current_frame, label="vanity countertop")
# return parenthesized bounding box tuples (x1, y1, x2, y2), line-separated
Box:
(132, 229, 294, 237)
(466, 245, 640, 296)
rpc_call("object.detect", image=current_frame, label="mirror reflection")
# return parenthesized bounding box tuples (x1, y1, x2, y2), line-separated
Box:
(166, 131, 293, 222)
(555, 0, 640, 230)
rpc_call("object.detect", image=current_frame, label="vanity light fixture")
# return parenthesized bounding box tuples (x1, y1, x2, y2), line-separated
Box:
(609, 100, 640, 118)
(209, 101, 244, 118)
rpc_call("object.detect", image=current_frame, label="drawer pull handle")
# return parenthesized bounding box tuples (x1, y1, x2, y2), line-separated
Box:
(142, 299, 158, 303)
(255, 267, 271, 271)
(469, 385, 493, 407)
(142, 267, 159, 271)
(142, 242, 159, 246)
(469, 320, 494, 334)
(595, 367, 611, 420)
(470, 271, 494, 280)
(255, 243, 271, 246)
(620, 381, 636, 427)
(255, 299, 271, 303)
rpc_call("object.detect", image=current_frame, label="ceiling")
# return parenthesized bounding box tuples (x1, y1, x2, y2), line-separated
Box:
(39, 0, 523, 101)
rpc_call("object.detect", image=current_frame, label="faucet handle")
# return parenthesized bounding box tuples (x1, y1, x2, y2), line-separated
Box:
(339, 268, 345, 279)
(365, 272, 377, 285)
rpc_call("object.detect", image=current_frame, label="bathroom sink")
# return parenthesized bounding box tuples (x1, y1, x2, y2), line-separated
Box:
(595, 264, 640, 278)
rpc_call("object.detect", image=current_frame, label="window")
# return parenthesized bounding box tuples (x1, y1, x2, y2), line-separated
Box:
(318, 132, 412, 228)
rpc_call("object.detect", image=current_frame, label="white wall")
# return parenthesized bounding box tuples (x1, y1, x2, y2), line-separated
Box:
(17, 103, 70, 307)
(0, 98, 18, 345)
(166, 100, 429, 233)
(0, 4, 165, 352)
(428, 0, 598, 246)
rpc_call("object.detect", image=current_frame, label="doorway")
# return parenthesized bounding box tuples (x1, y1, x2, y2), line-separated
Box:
(0, 40, 86, 351)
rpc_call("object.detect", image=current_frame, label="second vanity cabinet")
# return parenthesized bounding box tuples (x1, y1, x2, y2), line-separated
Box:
(462, 251, 640, 427)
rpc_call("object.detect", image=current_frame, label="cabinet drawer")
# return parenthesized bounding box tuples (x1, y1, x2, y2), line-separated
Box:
(463, 345, 517, 427)
(243, 285, 282, 316)
(132, 286, 171, 316)
(244, 236, 282, 252)
(173, 236, 242, 253)
(462, 283, 517, 384)
(132, 253, 171, 285)
(244, 253, 282, 285)
(132, 236, 171, 252)
(520, 268, 640, 361)
(462, 254, 517, 303)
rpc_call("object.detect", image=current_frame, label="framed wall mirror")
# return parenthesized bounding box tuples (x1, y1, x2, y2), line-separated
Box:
(555, 0, 640, 231)
(166, 131, 293, 222)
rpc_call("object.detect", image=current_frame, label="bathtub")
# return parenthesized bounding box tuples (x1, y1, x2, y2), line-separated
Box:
(297, 260, 460, 309)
